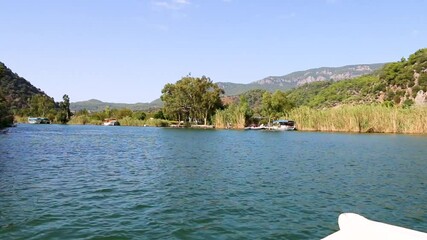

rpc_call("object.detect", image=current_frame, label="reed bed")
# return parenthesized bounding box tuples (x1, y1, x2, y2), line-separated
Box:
(288, 105, 427, 134)
(68, 115, 102, 125)
(68, 116, 169, 127)
(214, 108, 245, 129)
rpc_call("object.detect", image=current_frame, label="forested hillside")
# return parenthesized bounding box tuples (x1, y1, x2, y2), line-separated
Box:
(286, 49, 427, 108)
(0, 90, 13, 128)
(0, 62, 51, 111)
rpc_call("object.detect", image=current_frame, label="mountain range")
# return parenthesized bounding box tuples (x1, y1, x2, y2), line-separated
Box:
(70, 98, 163, 112)
(70, 63, 385, 111)
(217, 63, 384, 96)
(1, 61, 385, 112)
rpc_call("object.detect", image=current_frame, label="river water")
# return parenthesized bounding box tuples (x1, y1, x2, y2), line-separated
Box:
(0, 124, 426, 239)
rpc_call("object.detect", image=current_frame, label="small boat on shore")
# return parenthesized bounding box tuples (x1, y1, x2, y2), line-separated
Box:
(244, 124, 267, 130)
(270, 120, 296, 131)
(103, 118, 120, 126)
(322, 213, 427, 240)
(28, 117, 50, 124)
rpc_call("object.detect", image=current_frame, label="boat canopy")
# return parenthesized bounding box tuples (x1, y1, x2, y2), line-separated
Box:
(273, 120, 294, 124)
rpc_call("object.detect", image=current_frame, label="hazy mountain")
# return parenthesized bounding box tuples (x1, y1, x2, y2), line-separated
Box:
(217, 63, 384, 96)
(71, 63, 385, 111)
(70, 99, 163, 112)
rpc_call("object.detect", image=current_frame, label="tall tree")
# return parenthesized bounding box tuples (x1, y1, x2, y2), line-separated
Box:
(271, 90, 294, 118)
(57, 94, 72, 123)
(262, 90, 295, 124)
(29, 94, 55, 117)
(161, 76, 223, 125)
(200, 76, 224, 125)
(261, 91, 273, 125)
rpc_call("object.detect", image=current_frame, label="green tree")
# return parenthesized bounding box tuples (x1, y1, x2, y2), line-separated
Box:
(133, 111, 146, 120)
(261, 90, 294, 124)
(161, 76, 223, 125)
(200, 76, 224, 125)
(261, 91, 273, 125)
(29, 94, 55, 117)
(116, 108, 133, 119)
(57, 94, 72, 123)
(103, 106, 111, 119)
(153, 110, 165, 119)
(241, 89, 267, 113)
(271, 90, 294, 118)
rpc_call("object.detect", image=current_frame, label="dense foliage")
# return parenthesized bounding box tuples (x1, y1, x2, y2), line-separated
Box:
(288, 75, 384, 108)
(15, 94, 72, 123)
(240, 89, 267, 111)
(161, 76, 224, 125)
(68, 106, 168, 127)
(261, 90, 295, 124)
(0, 90, 14, 128)
(283, 48, 427, 108)
(379, 48, 427, 105)
(0, 62, 48, 111)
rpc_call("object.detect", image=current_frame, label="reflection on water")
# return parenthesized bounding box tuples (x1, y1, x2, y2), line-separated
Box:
(1, 124, 426, 239)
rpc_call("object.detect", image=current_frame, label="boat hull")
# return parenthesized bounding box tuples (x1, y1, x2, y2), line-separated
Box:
(322, 213, 427, 240)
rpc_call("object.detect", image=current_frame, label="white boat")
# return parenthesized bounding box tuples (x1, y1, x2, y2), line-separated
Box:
(28, 117, 50, 124)
(322, 213, 427, 240)
(244, 124, 267, 130)
(103, 118, 120, 126)
(270, 120, 296, 131)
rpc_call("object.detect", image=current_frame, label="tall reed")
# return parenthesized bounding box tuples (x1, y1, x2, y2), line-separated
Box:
(68, 115, 170, 127)
(68, 115, 102, 125)
(214, 108, 245, 129)
(288, 105, 427, 134)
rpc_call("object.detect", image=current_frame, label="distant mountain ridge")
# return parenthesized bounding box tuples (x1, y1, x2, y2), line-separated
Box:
(71, 63, 385, 111)
(217, 63, 384, 96)
(70, 98, 163, 112)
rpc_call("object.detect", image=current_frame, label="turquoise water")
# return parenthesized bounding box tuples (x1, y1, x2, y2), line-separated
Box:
(1, 124, 426, 239)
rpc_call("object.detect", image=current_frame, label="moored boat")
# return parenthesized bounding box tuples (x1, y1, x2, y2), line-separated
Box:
(103, 118, 120, 126)
(244, 124, 267, 130)
(270, 120, 296, 131)
(28, 117, 50, 124)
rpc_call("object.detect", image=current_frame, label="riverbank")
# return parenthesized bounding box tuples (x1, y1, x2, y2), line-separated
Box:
(12, 105, 427, 134)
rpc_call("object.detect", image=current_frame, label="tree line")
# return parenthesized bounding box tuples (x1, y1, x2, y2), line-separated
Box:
(14, 94, 72, 124)
(160, 76, 295, 128)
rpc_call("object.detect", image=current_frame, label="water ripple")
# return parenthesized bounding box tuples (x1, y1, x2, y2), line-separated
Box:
(1, 125, 427, 239)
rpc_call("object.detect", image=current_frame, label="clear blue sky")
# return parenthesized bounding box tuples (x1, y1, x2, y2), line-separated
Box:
(1, 0, 425, 103)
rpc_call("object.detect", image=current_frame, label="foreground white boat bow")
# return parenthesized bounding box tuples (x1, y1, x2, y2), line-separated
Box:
(322, 213, 427, 240)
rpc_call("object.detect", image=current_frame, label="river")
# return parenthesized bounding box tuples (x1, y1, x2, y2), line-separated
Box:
(1, 124, 426, 239)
